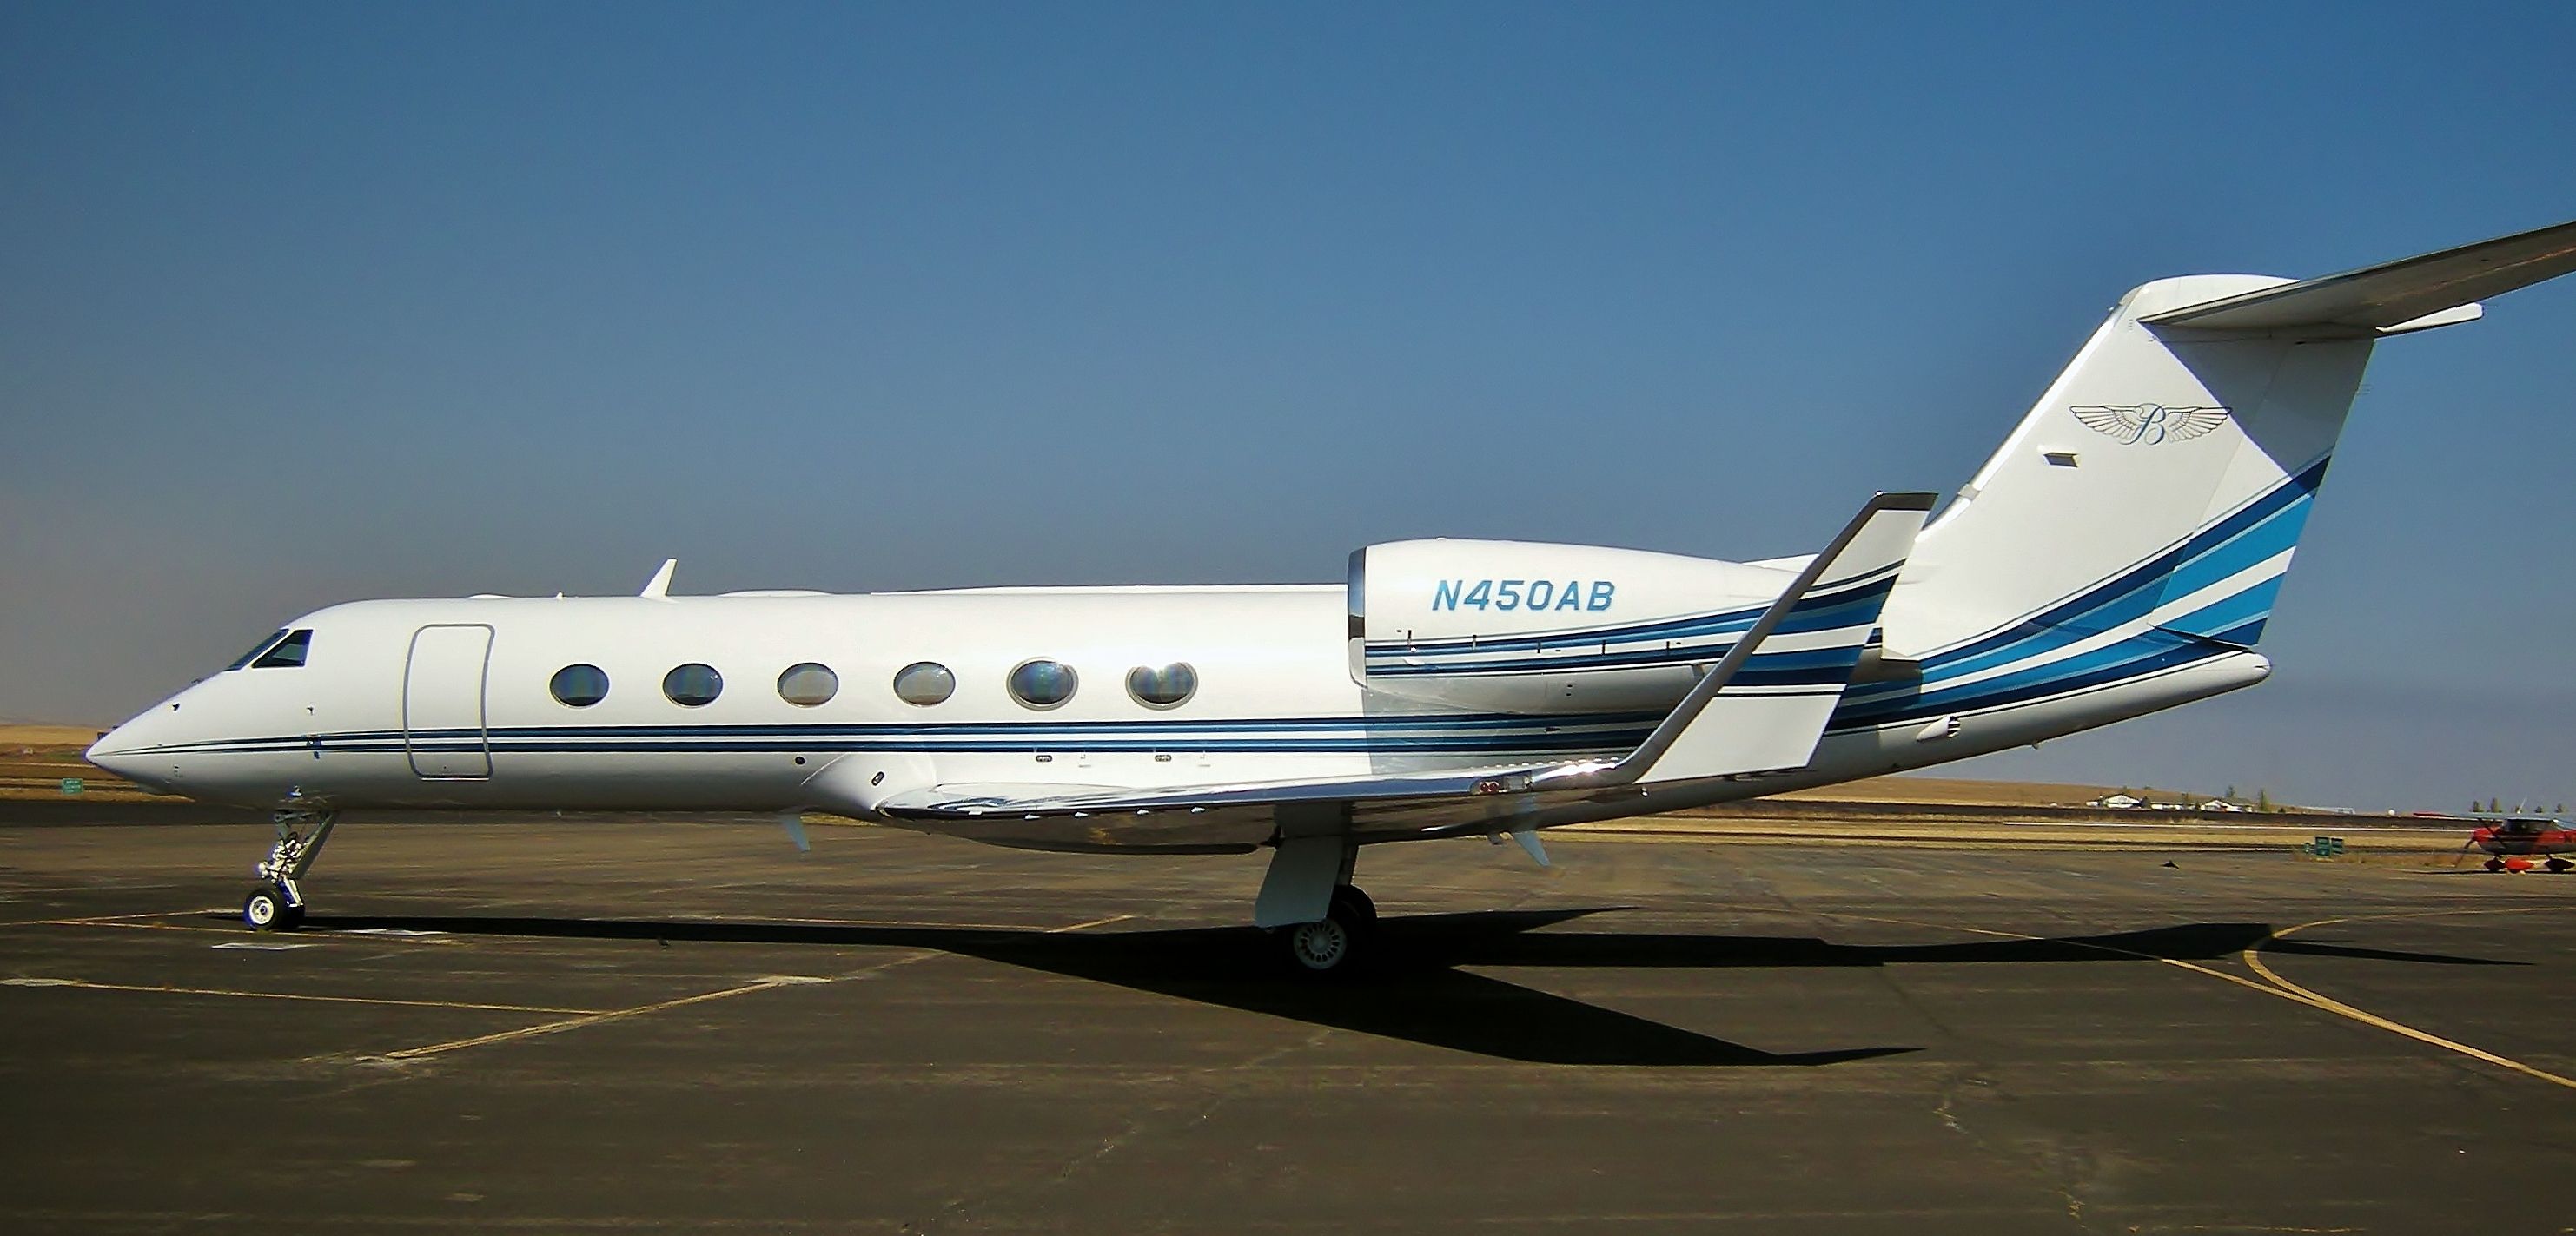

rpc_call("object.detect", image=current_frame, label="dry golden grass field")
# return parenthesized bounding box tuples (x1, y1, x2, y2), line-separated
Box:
(0, 724, 144, 800)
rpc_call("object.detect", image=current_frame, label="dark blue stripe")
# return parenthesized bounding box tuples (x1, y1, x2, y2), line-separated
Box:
(1369, 568, 1897, 659)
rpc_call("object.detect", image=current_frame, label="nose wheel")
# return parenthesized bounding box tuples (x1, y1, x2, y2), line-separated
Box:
(242, 807, 336, 930)
(242, 883, 304, 931)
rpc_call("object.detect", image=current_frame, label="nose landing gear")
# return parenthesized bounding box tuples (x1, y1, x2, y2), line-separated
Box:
(243, 807, 337, 930)
(242, 883, 299, 930)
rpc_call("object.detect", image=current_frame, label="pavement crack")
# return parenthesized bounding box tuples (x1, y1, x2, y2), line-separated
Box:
(1926, 1067, 2100, 1234)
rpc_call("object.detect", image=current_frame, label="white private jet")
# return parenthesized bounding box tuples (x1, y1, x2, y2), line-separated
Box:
(89, 218, 2576, 972)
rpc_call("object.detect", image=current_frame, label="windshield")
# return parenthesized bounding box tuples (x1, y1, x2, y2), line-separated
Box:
(251, 630, 312, 669)
(225, 630, 289, 671)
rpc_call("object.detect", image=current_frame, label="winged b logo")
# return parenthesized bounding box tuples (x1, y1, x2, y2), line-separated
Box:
(2070, 403, 2231, 446)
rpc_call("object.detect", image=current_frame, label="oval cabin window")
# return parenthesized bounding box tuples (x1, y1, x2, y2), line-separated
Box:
(663, 663, 723, 707)
(550, 664, 610, 707)
(891, 662, 956, 706)
(1125, 662, 1197, 709)
(1007, 659, 1077, 710)
(777, 663, 838, 706)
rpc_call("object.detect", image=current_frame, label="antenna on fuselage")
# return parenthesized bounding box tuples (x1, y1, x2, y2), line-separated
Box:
(639, 559, 678, 599)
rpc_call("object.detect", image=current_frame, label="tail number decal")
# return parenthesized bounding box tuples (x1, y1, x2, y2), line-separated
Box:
(2071, 403, 2231, 446)
(1433, 580, 1616, 611)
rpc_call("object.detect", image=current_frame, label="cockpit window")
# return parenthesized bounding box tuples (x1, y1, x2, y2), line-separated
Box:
(227, 630, 290, 671)
(250, 629, 313, 669)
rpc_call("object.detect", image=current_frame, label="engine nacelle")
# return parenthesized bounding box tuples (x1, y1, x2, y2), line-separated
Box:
(1347, 539, 1798, 714)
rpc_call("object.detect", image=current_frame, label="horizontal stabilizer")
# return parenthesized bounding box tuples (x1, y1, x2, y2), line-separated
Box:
(2142, 216, 2576, 333)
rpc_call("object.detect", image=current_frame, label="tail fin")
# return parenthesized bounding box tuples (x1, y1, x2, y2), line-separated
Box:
(1882, 216, 2576, 661)
(1880, 274, 2367, 656)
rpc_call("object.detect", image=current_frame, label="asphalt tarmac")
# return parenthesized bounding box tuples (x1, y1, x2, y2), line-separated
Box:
(2, 810, 2571, 1234)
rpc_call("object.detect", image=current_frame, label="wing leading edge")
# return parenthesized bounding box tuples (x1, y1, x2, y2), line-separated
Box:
(858, 492, 1936, 848)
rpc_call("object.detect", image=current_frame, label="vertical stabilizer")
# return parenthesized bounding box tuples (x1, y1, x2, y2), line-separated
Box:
(1880, 276, 2373, 660)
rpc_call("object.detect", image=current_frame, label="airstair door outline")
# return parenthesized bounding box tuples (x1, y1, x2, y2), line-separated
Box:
(404, 625, 493, 779)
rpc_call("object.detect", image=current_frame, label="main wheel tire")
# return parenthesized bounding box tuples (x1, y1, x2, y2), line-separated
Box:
(2547, 858, 2572, 874)
(2486, 858, 2506, 872)
(1332, 883, 1378, 924)
(1280, 902, 1369, 975)
(242, 884, 293, 930)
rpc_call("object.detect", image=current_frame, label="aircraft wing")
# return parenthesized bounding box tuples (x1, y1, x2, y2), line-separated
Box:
(862, 492, 1936, 849)
(870, 761, 1601, 852)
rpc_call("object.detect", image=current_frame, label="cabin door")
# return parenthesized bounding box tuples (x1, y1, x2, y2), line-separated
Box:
(404, 625, 493, 779)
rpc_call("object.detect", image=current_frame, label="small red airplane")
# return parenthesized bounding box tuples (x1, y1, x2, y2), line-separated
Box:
(2465, 815, 2575, 873)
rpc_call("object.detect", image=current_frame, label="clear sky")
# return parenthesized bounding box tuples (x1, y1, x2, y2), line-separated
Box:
(3, 3, 2571, 812)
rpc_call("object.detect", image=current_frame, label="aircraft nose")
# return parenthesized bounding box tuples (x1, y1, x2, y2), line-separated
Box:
(87, 726, 137, 772)
(86, 717, 165, 789)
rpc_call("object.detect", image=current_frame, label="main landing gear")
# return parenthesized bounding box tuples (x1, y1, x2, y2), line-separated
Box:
(1256, 830, 1380, 976)
(243, 807, 337, 930)
(1279, 884, 1379, 975)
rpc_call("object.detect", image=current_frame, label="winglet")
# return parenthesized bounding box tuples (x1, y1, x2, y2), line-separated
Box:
(639, 559, 678, 599)
(1605, 492, 1935, 785)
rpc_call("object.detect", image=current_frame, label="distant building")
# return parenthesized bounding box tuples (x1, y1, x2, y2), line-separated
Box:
(2200, 798, 2249, 812)
(2092, 793, 2144, 810)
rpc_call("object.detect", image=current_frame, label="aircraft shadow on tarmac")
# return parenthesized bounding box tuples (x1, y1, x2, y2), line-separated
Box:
(280, 909, 2515, 1068)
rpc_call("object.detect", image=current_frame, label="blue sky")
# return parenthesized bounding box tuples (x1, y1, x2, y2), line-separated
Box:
(3, 3, 2571, 810)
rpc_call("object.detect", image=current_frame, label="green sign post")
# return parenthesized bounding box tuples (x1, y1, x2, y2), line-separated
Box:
(2298, 835, 2345, 857)
(59, 777, 83, 796)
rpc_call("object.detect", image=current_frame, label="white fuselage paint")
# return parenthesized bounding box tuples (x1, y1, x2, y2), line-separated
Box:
(89, 583, 2268, 850)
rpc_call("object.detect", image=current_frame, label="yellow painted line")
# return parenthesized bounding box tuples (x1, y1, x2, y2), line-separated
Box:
(1831, 907, 2576, 1093)
(369, 976, 818, 1061)
(1049, 913, 1135, 933)
(359, 910, 1131, 1062)
(4, 909, 229, 929)
(2245, 909, 2576, 1092)
(30, 919, 241, 935)
(0, 975, 604, 1015)
(1830, 912, 2331, 1008)
(708, 914, 1099, 932)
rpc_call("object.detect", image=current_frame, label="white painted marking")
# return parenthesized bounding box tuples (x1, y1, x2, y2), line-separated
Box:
(211, 941, 314, 951)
